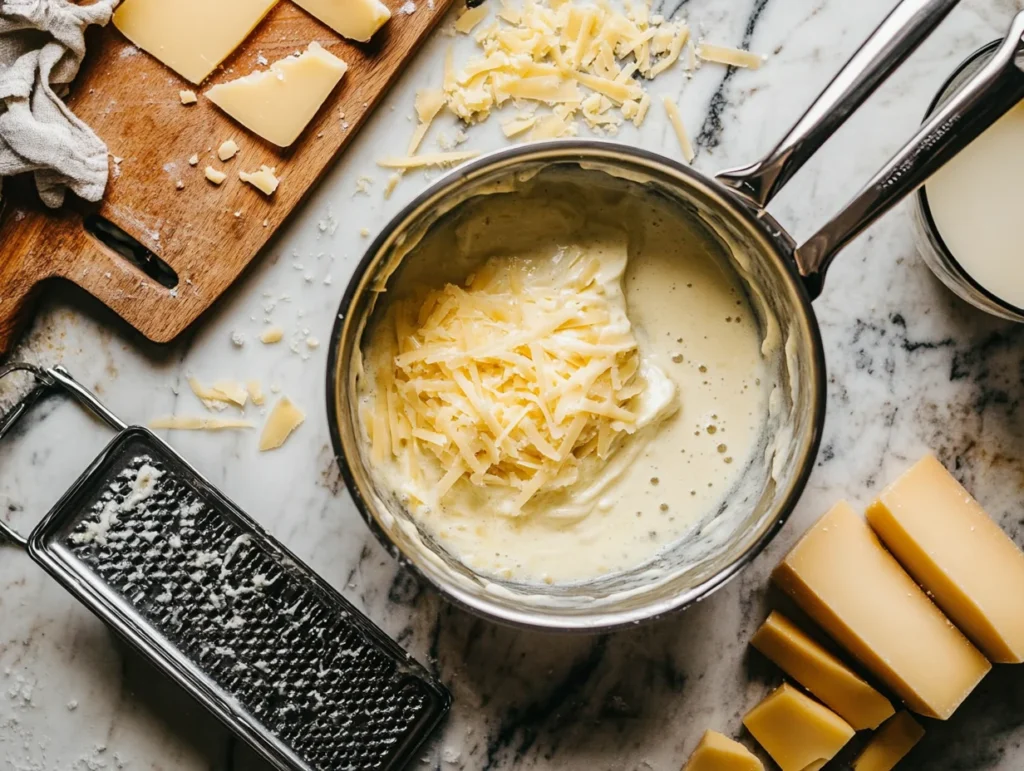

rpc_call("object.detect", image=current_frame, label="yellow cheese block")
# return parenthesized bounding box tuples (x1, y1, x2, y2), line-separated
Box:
(773, 501, 990, 719)
(292, 0, 391, 43)
(742, 683, 854, 771)
(751, 611, 894, 730)
(852, 711, 925, 771)
(867, 454, 1024, 663)
(682, 730, 763, 771)
(205, 43, 348, 147)
(113, 0, 278, 85)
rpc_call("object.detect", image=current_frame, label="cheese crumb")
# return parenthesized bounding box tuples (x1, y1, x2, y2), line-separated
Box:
(212, 381, 249, 407)
(306, 336, 320, 349)
(360, 228, 370, 237)
(205, 166, 227, 185)
(179, 90, 198, 105)
(528, 113, 576, 140)
(189, 153, 199, 166)
(260, 327, 284, 344)
(247, 380, 265, 406)
(384, 172, 401, 198)
(696, 42, 765, 69)
(501, 116, 537, 138)
(377, 150, 479, 169)
(150, 416, 253, 430)
(239, 165, 280, 195)
(454, 4, 488, 33)
(407, 88, 447, 155)
(259, 397, 305, 451)
(663, 97, 695, 163)
(189, 377, 248, 408)
(355, 174, 374, 194)
(218, 139, 240, 161)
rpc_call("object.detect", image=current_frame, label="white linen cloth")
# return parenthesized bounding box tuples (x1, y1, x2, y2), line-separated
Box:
(0, 0, 119, 208)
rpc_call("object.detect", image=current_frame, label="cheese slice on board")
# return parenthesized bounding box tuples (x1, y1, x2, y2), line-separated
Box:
(773, 501, 990, 719)
(743, 683, 854, 771)
(751, 611, 894, 730)
(292, 0, 391, 43)
(867, 453, 1024, 663)
(853, 711, 925, 771)
(682, 730, 763, 771)
(206, 43, 348, 147)
(114, 0, 278, 85)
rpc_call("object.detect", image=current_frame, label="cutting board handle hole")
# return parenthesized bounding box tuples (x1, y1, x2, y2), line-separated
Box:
(83, 215, 179, 290)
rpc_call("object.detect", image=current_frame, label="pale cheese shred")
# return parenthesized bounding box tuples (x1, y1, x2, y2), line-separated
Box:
(696, 42, 764, 69)
(377, 150, 480, 169)
(663, 96, 694, 163)
(150, 416, 253, 430)
(367, 252, 646, 516)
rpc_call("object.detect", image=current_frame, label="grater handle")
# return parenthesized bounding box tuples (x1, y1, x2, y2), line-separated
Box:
(0, 364, 126, 547)
(46, 366, 127, 432)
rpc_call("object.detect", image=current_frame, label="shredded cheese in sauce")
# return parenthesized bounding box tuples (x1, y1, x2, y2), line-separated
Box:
(368, 250, 651, 516)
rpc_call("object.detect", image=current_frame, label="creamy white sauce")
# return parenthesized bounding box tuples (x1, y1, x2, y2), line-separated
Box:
(926, 101, 1024, 310)
(358, 182, 769, 585)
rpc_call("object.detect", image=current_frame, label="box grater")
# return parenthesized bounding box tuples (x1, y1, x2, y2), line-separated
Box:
(0, 363, 451, 771)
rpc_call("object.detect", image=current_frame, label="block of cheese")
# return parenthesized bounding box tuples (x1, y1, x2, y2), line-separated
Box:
(205, 43, 348, 147)
(867, 454, 1024, 663)
(773, 501, 990, 719)
(113, 0, 278, 84)
(751, 611, 894, 730)
(682, 730, 763, 771)
(742, 683, 854, 771)
(292, 0, 391, 43)
(852, 711, 925, 771)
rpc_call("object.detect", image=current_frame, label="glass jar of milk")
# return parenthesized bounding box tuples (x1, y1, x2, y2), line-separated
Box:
(914, 42, 1024, 322)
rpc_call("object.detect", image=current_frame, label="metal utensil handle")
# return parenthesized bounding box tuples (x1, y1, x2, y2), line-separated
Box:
(0, 364, 126, 547)
(717, 0, 960, 208)
(794, 13, 1024, 287)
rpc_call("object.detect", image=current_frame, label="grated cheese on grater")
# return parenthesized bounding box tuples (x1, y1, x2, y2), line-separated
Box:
(366, 249, 650, 517)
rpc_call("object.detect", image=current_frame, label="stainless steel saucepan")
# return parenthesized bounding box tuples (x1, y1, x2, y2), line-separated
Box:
(326, 0, 1024, 631)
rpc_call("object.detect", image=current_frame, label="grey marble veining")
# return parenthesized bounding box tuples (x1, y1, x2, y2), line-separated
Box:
(2, 0, 1024, 768)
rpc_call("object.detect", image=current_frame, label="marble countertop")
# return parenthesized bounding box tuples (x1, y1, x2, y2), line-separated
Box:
(3, 0, 1024, 768)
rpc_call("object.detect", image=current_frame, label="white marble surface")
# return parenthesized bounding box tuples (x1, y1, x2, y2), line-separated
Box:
(3, 0, 1024, 768)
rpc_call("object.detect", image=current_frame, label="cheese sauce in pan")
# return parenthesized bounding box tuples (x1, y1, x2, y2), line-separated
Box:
(358, 182, 769, 584)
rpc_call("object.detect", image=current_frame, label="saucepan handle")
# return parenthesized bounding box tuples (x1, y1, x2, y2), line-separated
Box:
(794, 13, 1024, 293)
(716, 0, 961, 208)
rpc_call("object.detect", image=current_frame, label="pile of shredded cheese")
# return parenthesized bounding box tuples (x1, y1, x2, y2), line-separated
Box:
(443, 0, 691, 138)
(367, 251, 646, 516)
(378, 0, 766, 181)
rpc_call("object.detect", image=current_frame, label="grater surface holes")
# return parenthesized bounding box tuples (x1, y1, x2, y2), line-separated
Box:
(63, 447, 437, 771)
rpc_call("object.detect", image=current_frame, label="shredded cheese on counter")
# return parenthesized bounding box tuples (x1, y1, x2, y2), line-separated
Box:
(441, 0, 690, 133)
(367, 251, 646, 516)
(696, 42, 764, 70)
(386, 1, 766, 180)
(663, 96, 694, 163)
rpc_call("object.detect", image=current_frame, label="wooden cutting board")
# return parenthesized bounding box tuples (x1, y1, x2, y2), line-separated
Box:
(0, 0, 455, 353)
